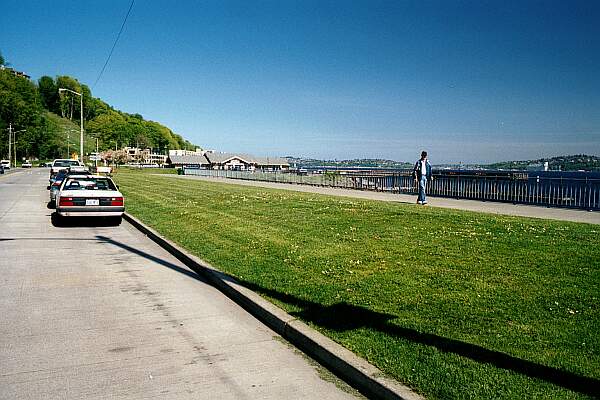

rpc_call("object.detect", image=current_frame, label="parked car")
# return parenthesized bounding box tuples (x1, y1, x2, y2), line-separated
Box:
(22, 161, 32, 168)
(50, 159, 84, 180)
(48, 169, 92, 205)
(1, 160, 10, 170)
(55, 175, 124, 224)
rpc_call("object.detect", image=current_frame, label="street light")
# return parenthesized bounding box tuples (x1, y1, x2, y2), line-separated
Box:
(58, 88, 84, 163)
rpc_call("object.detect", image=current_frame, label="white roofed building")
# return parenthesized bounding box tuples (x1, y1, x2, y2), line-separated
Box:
(168, 148, 204, 157)
(204, 152, 289, 171)
(167, 151, 289, 171)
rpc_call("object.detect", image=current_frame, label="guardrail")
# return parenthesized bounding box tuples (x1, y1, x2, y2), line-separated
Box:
(182, 168, 600, 211)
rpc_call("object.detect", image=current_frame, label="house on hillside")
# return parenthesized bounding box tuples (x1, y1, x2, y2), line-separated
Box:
(0, 65, 30, 79)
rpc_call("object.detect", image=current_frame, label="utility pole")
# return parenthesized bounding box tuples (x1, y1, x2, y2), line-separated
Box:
(13, 129, 20, 167)
(7, 125, 26, 168)
(7, 123, 11, 168)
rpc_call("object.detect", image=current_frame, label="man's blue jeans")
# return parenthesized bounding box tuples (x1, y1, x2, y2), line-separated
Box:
(418, 176, 427, 204)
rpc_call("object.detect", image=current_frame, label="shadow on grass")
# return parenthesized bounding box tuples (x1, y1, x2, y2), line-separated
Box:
(97, 234, 599, 397)
(242, 282, 600, 396)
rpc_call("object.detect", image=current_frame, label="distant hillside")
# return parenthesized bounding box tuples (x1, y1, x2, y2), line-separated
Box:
(482, 155, 600, 172)
(0, 52, 197, 162)
(286, 155, 600, 172)
(286, 157, 412, 169)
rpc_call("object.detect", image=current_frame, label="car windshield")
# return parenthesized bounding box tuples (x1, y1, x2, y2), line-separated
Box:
(54, 160, 81, 167)
(62, 177, 117, 191)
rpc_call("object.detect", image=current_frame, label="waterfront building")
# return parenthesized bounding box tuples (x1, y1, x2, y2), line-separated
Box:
(167, 151, 289, 171)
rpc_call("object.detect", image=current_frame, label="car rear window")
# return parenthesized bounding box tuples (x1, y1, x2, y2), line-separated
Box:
(63, 178, 117, 191)
(54, 160, 81, 167)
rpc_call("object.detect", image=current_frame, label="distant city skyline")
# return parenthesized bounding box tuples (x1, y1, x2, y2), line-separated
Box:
(2, 0, 598, 164)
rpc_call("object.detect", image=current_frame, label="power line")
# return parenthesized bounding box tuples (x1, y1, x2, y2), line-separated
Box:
(92, 0, 135, 90)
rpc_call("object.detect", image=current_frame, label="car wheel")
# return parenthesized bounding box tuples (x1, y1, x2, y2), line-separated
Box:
(51, 213, 63, 227)
(110, 216, 122, 226)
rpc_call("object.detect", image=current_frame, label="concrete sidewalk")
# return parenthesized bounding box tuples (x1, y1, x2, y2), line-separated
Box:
(169, 174, 600, 225)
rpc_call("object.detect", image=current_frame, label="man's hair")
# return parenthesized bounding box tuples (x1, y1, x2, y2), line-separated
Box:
(421, 151, 427, 158)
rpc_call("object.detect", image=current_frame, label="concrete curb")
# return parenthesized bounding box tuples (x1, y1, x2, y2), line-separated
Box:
(124, 212, 424, 400)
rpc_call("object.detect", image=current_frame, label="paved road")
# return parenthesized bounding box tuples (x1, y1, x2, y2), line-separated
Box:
(172, 174, 600, 225)
(0, 169, 359, 399)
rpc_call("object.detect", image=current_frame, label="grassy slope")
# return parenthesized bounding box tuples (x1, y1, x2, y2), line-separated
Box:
(46, 112, 104, 159)
(115, 169, 599, 400)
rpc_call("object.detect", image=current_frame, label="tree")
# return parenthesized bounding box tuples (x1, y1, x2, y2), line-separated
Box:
(135, 133, 149, 149)
(0, 50, 9, 66)
(56, 76, 82, 120)
(38, 76, 58, 112)
(86, 111, 129, 151)
(81, 84, 96, 121)
(0, 68, 59, 160)
(113, 149, 127, 165)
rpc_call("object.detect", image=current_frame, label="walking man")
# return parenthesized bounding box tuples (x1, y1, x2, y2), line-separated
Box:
(413, 151, 432, 205)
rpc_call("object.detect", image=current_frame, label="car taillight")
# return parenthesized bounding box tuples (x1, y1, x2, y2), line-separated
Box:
(59, 197, 74, 206)
(110, 197, 123, 206)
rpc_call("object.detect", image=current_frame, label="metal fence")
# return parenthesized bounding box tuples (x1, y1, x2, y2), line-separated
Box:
(182, 168, 600, 211)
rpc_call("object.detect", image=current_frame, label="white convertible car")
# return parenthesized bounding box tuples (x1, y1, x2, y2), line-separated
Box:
(55, 175, 125, 225)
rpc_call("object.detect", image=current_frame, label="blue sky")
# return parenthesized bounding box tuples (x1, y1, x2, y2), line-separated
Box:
(2, 0, 599, 163)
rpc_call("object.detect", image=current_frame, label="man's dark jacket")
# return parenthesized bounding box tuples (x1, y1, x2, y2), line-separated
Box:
(413, 159, 432, 180)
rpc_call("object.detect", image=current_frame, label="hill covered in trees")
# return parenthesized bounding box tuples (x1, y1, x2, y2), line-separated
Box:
(0, 52, 196, 162)
(481, 155, 600, 171)
(288, 155, 600, 172)
(286, 156, 412, 169)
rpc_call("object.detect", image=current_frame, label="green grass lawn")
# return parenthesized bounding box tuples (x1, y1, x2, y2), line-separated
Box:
(115, 169, 599, 400)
